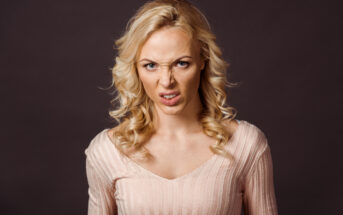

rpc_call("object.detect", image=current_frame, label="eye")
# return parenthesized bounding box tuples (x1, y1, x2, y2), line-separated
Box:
(144, 63, 157, 71)
(176, 61, 190, 68)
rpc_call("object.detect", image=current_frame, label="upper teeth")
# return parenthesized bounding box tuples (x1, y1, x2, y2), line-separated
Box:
(163, 94, 176, 99)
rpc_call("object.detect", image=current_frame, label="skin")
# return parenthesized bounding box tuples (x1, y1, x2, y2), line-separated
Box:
(108, 26, 238, 180)
(136, 26, 205, 133)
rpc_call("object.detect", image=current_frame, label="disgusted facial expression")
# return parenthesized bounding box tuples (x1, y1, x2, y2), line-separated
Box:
(136, 26, 205, 116)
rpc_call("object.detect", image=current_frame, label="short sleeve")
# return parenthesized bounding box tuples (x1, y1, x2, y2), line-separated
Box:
(85, 152, 117, 215)
(243, 144, 278, 215)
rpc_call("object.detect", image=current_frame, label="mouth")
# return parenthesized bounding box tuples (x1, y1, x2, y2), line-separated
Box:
(161, 94, 177, 99)
(159, 91, 181, 106)
(159, 91, 180, 98)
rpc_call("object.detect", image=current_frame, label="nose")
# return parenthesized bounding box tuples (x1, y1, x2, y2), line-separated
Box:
(159, 65, 175, 88)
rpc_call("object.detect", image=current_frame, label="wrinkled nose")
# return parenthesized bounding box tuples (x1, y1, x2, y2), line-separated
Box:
(159, 66, 175, 88)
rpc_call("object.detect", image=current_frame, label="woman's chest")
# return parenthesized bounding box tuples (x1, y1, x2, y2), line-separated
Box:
(112, 156, 244, 215)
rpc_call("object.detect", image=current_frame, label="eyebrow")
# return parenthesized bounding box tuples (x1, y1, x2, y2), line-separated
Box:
(138, 55, 193, 63)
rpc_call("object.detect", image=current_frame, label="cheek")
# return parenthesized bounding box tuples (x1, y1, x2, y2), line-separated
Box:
(182, 71, 201, 95)
(139, 75, 155, 98)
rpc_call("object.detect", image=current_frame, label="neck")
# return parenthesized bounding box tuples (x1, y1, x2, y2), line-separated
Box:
(152, 95, 203, 136)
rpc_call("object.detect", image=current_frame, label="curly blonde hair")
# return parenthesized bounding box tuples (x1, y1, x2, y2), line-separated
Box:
(108, 0, 238, 161)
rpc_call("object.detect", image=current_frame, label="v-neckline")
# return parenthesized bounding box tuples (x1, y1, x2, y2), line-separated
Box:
(104, 120, 243, 182)
(127, 152, 219, 182)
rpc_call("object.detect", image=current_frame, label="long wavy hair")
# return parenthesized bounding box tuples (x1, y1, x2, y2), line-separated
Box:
(108, 0, 238, 161)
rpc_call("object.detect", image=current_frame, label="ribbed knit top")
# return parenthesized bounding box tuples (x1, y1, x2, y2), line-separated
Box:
(85, 120, 278, 215)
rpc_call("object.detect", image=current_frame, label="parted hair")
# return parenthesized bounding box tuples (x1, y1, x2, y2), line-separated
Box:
(109, 0, 238, 161)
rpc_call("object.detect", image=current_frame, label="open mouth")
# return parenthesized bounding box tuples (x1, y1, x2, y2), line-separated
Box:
(159, 92, 181, 106)
(162, 94, 177, 99)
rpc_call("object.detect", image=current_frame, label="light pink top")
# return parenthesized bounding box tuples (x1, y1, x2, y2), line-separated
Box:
(85, 120, 278, 215)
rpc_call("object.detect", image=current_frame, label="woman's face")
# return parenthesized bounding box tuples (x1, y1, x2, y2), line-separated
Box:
(136, 26, 205, 116)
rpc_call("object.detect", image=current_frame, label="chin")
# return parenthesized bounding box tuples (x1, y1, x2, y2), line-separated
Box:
(158, 104, 186, 115)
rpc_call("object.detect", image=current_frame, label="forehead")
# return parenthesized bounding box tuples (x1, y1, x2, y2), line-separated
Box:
(138, 26, 200, 62)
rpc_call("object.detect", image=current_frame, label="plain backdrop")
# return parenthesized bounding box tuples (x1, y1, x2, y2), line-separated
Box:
(1, 0, 339, 214)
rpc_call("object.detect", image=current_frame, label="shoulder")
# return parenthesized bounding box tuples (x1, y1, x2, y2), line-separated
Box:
(223, 120, 272, 177)
(85, 129, 111, 157)
(225, 119, 270, 162)
(85, 124, 122, 156)
(240, 120, 269, 153)
(85, 127, 127, 177)
(222, 118, 240, 137)
(222, 119, 267, 147)
(241, 120, 267, 142)
(85, 128, 122, 169)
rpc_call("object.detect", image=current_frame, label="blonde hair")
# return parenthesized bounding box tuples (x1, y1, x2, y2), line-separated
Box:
(109, 0, 238, 161)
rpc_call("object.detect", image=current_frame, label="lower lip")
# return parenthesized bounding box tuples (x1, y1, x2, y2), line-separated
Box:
(160, 94, 181, 106)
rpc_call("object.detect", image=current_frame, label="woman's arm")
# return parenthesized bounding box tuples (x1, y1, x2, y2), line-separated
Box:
(243, 145, 278, 215)
(86, 156, 117, 215)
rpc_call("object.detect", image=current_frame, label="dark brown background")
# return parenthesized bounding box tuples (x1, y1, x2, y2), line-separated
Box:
(1, 0, 339, 214)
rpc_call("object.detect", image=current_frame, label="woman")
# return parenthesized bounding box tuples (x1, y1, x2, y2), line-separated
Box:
(85, 0, 278, 214)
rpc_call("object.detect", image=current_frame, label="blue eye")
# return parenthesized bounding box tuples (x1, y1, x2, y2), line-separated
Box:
(176, 61, 189, 68)
(144, 63, 156, 71)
